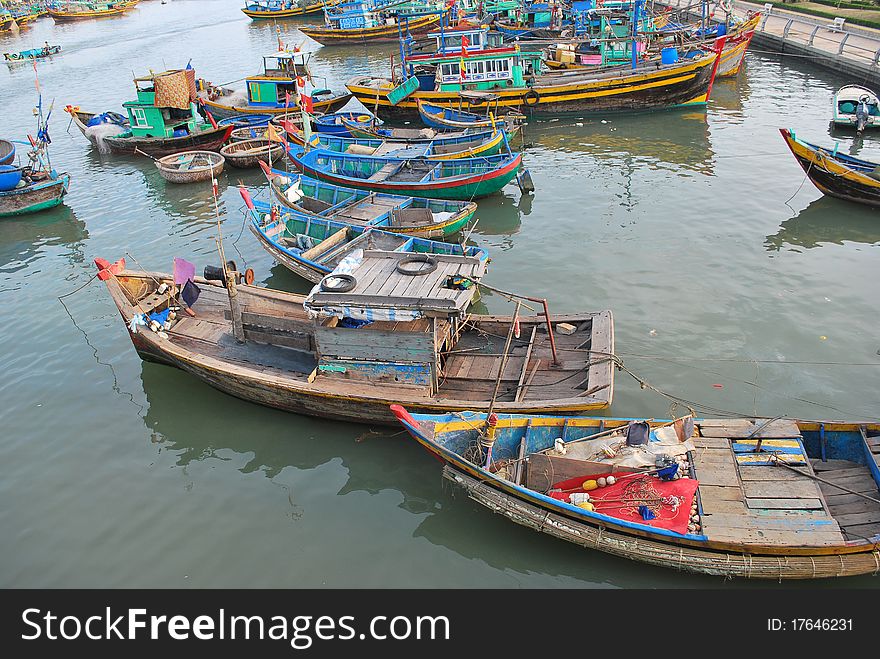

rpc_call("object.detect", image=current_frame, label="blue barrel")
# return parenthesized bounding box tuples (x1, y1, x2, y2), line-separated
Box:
(0, 164, 23, 192)
(661, 47, 679, 65)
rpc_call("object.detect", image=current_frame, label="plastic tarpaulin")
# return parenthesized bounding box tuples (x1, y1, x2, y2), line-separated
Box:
(154, 69, 197, 110)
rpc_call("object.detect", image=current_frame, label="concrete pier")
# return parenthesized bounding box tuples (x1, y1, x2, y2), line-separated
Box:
(662, 0, 880, 84)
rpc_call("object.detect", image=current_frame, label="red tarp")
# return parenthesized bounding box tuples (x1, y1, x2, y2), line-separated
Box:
(548, 472, 699, 535)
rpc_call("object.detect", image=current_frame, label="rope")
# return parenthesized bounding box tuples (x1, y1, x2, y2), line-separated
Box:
(56, 273, 144, 416)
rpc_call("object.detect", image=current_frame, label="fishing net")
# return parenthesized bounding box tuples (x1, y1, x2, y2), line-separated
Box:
(85, 123, 128, 154)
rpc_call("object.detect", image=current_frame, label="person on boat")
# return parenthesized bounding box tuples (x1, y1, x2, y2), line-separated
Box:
(856, 95, 872, 133)
(42, 42, 51, 56)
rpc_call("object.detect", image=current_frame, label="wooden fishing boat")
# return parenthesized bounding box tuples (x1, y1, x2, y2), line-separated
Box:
(393, 408, 880, 579)
(4, 45, 62, 63)
(347, 23, 724, 120)
(220, 138, 284, 168)
(417, 99, 525, 131)
(712, 12, 760, 78)
(339, 118, 485, 142)
(48, 2, 128, 20)
(231, 125, 284, 142)
(300, 8, 444, 45)
(315, 112, 379, 137)
(217, 114, 273, 129)
(94, 248, 614, 424)
(260, 162, 478, 238)
(287, 145, 525, 200)
(0, 168, 70, 217)
(780, 128, 880, 208)
(67, 106, 232, 156)
(247, 198, 487, 283)
(832, 85, 880, 132)
(241, 0, 336, 19)
(155, 151, 225, 184)
(66, 68, 234, 156)
(286, 122, 508, 160)
(197, 51, 353, 120)
(0, 139, 14, 166)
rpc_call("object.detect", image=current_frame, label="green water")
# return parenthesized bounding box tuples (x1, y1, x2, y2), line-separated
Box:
(1, 1, 878, 588)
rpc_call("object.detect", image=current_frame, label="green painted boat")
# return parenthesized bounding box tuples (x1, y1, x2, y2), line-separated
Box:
(260, 162, 476, 238)
(287, 144, 524, 200)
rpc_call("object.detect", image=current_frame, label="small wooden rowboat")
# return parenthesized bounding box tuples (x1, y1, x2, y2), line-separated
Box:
(4, 45, 62, 63)
(287, 145, 524, 200)
(155, 151, 225, 184)
(247, 198, 488, 283)
(315, 112, 379, 137)
(94, 253, 614, 424)
(0, 139, 14, 166)
(392, 408, 880, 579)
(417, 100, 526, 132)
(260, 163, 477, 238)
(832, 85, 880, 132)
(780, 128, 880, 207)
(340, 118, 491, 144)
(0, 169, 70, 217)
(220, 138, 284, 168)
(286, 122, 508, 160)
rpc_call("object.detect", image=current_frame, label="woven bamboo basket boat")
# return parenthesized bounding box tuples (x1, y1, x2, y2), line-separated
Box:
(219, 139, 284, 169)
(155, 151, 225, 184)
(230, 126, 286, 142)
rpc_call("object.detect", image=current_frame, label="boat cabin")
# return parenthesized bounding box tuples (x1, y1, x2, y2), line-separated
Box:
(427, 26, 505, 55)
(407, 27, 543, 91)
(122, 69, 203, 139)
(246, 53, 310, 108)
(304, 250, 485, 390)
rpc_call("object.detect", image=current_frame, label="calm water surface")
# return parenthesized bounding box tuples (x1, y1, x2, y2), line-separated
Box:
(1, 1, 879, 588)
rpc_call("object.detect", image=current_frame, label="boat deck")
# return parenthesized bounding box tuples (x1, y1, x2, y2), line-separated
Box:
(439, 313, 613, 404)
(692, 419, 880, 547)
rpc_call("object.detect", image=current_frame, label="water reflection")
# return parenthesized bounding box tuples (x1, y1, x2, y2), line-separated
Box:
(709, 69, 751, 117)
(766, 196, 880, 251)
(527, 112, 715, 175)
(0, 206, 88, 272)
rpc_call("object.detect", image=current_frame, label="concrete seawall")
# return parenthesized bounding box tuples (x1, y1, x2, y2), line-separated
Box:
(662, 0, 880, 84)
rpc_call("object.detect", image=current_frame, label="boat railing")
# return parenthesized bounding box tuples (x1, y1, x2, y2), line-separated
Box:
(660, 0, 880, 78)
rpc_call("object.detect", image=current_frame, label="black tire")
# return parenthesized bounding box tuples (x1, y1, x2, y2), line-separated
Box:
(523, 89, 540, 107)
(320, 273, 357, 293)
(395, 255, 438, 276)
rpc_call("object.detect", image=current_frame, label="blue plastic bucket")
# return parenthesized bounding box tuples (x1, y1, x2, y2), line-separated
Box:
(661, 47, 679, 65)
(0, 164, 23, 192)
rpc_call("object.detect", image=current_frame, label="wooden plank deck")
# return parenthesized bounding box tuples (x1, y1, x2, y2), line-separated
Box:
(814, 457, 880, 541)
(694, 421, 845, 547)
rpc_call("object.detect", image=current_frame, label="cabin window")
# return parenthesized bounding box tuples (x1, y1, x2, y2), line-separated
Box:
(440, 63, 460, 79)
(131, 108, 148, 128)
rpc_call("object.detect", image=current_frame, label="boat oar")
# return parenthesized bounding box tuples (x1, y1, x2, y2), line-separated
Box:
(134, 147, 159, 162)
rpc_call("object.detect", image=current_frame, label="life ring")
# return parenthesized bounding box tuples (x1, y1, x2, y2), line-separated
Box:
(719, 0, 732, 12)
(395, 255, 438, 276)
(319, 273, 357, 293)
(523, 89, 540, 106)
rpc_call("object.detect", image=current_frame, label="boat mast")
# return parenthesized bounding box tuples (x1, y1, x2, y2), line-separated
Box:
(631, 0, 642, 70)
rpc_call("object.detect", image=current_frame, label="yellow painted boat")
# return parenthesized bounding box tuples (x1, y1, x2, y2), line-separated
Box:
(241, 1, 338, 19)
(780, 127, 880, 207)
(348, 50, 721, 120)
(48, 3, 130, 20)
(300, 12, 443, 45)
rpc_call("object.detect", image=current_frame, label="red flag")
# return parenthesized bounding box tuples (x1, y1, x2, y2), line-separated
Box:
(285, 90, 292, 109)
(238, 186, 255, 210)
(461, 35, 469, 57)
(513, 316, 520, 339)
(300, 92, 313, 114)
(211, 177, 218, 198)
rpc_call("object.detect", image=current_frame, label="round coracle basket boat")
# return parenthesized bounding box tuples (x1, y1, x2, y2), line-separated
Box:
(155, 150, 225, 184)
(220, 139, 284, 169)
